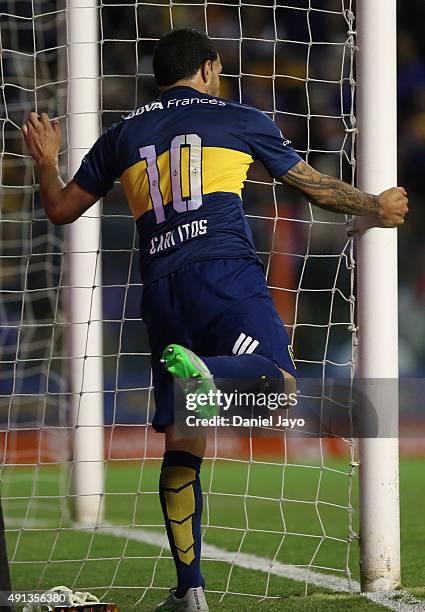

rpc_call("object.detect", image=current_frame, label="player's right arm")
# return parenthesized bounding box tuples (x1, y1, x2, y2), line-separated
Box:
(280, 160, 408, 227)
(243, 107, 408, 228)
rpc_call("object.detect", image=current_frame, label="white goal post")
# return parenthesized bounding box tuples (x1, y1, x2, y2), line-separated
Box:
(68, 0, 104, 525)
(357, 0, 400, 591)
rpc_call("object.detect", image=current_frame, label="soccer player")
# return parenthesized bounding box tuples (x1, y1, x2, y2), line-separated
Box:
(22, 28, 408, 612)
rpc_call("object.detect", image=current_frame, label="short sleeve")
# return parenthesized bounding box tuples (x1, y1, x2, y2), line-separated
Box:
(244, 108, 302, 178)
(73, 124, 119, 198)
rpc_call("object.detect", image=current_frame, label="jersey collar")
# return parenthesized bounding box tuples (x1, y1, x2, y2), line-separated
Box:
(160, 86, 207, 100)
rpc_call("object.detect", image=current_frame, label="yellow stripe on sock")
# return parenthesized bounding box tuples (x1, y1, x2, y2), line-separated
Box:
(177, 546, 195, 565)
(171, 518, 195, 553)
(161, 466, 198, 566)
(161, 466, 196, 491)
(164, 486, 195, 522)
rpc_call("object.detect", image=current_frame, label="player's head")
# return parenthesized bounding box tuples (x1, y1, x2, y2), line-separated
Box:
(153, 29, 222, 97)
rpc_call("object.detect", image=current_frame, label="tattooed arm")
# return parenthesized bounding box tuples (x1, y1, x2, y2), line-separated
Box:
(281, 160, 409, 227)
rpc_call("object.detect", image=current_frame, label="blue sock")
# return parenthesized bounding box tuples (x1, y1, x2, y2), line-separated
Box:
(159, 451, 204, 597)
(202, 353, 285, 393)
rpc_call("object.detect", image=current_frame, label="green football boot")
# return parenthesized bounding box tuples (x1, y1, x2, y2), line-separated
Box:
(161, 344, 218, 419)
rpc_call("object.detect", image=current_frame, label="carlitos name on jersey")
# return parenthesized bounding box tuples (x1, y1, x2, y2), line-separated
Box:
(124, 98, 226, 120)
(149, 219, 208, 255)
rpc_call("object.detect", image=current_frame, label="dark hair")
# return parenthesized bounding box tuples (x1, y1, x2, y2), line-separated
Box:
(153, 28, 218, 87)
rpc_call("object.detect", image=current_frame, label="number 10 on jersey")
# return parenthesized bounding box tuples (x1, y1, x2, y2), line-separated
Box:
(139, 133, 202, 224)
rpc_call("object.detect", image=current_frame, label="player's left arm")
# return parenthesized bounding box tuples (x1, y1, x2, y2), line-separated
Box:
(22, 112, 99, 225)
(280, 159, 409, 227)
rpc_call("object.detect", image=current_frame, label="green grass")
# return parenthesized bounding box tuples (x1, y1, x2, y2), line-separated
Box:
(2, 458, 424, 611)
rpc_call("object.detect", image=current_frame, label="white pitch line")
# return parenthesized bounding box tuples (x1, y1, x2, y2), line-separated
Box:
(101, 525, 357, 592)
(6, 520, 424, 611)
(100, 525, 425, 612)
(365, 592, 425, 612)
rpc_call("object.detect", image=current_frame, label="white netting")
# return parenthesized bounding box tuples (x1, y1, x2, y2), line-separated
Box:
(0, 0, 359, 608)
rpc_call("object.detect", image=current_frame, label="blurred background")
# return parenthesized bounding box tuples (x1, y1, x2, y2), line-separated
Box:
(0, 0, 424, 437)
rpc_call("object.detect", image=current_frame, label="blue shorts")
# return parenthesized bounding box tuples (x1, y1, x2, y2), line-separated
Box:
(141, 258, 296, 432)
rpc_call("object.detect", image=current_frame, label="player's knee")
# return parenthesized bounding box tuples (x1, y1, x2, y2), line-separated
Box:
(165, 423, 207, 458)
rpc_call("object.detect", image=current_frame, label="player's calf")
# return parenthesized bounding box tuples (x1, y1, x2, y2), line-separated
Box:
(161, 345, 297, 422)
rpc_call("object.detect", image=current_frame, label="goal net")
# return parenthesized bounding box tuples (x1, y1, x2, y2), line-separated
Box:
(0, 0, 359, 607)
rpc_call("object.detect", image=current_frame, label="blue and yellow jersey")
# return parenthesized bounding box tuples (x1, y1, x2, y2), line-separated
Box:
(73, 86, 301, 284)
